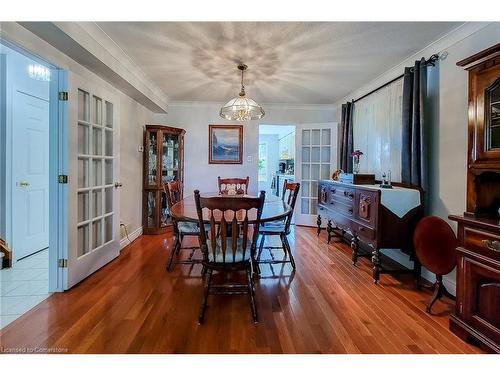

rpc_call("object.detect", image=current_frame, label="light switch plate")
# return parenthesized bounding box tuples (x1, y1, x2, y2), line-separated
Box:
(247, 155, 252, 162)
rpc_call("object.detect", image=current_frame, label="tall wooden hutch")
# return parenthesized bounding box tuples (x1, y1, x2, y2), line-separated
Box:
(449, 43, 500, 353)
(143, 125, 185, 234)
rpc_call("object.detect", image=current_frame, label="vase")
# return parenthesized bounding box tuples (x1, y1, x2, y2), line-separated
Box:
(352, 156, 360, 174)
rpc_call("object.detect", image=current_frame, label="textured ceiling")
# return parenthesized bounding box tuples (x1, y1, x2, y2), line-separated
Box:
(96, 22, 462, 104)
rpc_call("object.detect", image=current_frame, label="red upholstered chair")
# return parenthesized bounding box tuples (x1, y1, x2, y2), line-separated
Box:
(413, 216, 457, 314)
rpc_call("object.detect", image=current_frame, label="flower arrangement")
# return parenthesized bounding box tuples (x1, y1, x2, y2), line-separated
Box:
(351, 150, 363, 174)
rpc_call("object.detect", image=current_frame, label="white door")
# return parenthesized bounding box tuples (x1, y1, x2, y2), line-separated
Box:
(66, 73, 120, 288)
(12, 90, 50, 261)
(294, 123, 338, 226)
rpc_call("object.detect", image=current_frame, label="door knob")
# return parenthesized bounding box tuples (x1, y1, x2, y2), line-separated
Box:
(114, 182, 123, 188)
(18, 181, 30, 188)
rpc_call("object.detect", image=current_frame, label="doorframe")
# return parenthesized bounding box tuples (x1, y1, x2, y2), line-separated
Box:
(0, 38, 68, 292)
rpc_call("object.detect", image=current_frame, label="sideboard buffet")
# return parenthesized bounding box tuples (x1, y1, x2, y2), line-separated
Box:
(317, 179, 423, 284)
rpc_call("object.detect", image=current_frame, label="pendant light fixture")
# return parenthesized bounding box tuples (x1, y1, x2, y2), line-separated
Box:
(219, 64, 265, 121)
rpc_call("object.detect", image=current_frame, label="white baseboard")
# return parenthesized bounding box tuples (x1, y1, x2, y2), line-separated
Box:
(120, 226, 143, 250)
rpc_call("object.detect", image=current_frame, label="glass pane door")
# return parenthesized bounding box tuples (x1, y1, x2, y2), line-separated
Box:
(295, 124, 337, 226)
(77, 90, 115, 258)
(162, 132, 179, 184)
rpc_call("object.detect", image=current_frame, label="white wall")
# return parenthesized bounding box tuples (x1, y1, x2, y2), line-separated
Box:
(333, 22, 500, 293)
(153, 102, 335, 196)
(1, 23, 155, 241)
(258, 134, 280, 193)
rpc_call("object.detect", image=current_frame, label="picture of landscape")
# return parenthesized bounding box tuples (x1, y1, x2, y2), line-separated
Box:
(209, 125, 242, 164)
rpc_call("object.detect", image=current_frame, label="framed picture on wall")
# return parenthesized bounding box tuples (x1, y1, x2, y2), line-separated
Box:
(208, 124, 243, 164)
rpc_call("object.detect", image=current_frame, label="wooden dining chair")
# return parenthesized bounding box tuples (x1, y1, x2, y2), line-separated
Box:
(217, 176, 249, 195)
(257, 179, 300, 272)
(164, 181, 203, 271)
(194, 189, 265, 324)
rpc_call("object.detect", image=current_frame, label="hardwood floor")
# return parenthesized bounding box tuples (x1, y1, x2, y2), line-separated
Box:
(0, 226, 482, 353)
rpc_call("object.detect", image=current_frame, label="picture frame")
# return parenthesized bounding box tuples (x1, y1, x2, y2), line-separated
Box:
(208, 124, 243, 164)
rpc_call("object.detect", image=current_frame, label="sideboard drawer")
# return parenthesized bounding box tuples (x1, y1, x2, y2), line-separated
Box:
(318, 205, 351, 231)
(355, 190, 378, 227)
(463, 226, 500, 262)
(329, 197, 354, 216)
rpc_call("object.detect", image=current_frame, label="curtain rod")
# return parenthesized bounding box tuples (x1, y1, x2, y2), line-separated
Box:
(352, 54, 439, 104)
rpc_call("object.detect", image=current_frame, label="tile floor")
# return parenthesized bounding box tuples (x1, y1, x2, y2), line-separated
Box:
(0, 249, 50, 329)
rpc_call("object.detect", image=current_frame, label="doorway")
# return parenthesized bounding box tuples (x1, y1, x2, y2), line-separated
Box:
(0, 40, 66, 328)
(258, 125, 296, 198)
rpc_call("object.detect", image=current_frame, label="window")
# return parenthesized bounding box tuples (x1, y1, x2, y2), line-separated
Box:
(352, 77, 403, 180)
(258, 143, 267, 182)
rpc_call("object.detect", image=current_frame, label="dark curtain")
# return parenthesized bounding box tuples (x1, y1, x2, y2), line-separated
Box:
(340, 101, 354, 173)
(402, 57, 428, 192)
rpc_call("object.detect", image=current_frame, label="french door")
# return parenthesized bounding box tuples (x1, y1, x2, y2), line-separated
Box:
(294, 123, 338, 226)
(66, 73, 120, 288)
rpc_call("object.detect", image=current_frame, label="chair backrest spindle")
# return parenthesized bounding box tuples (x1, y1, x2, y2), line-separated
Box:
(218, 176, 250, 195)
(194, 190, 265, 265)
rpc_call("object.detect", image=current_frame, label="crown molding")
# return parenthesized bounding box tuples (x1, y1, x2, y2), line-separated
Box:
(17, 21, 169, 113)
(333, 22, 493, 108)
(168, 100, 336, 111)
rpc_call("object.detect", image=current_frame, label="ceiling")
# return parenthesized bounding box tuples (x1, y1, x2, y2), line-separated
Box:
(96, 22, 462, 105)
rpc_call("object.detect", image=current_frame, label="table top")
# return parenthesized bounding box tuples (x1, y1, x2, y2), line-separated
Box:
(170, 192, 292, 223)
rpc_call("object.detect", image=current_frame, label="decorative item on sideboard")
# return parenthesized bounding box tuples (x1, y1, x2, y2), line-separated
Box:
(338, 172, 375, 185)
(379, 170, 393, 189)
(351, 149, 363, 174)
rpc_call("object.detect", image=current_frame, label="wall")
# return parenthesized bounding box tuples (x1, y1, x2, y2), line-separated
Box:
(152, 102, 336, 196)
(1, 23, 155, 242)
(333, 22, 500, 293)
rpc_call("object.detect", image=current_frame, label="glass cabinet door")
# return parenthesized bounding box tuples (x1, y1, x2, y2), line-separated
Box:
(147, 191, 157, 228)
(487, 79, 500, 150)
(147, 130, 158, 186)
(162, 132, 179, 184)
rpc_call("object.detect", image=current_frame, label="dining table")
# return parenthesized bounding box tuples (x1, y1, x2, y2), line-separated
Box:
(169, 192, 292, 224)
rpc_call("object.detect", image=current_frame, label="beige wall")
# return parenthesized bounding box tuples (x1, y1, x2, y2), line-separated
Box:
(332, 22, 500, 292)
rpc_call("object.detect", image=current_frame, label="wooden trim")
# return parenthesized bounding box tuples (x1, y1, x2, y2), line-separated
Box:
(208, 124, 243, 164)
(457, 43, 500, 68)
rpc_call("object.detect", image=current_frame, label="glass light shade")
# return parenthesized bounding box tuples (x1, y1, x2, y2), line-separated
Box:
(219, 96, 265, 121)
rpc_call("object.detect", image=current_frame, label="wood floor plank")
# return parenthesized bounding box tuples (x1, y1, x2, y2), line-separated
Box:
(0, 226, 483, 354)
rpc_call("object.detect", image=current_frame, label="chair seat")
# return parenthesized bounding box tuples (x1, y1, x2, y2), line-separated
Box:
(206, 237, 252, 263)
(177, 221, 210, 234)
(260, 220, 286, 234)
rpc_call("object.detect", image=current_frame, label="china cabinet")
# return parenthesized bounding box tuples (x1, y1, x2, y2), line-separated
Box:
(449, 43, 500, 353)
(143, 125, 185, 234)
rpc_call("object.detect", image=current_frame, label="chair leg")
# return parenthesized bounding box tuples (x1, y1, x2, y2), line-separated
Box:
(177, 234, 184, 254)
(166, 235, 181, 271)
(246, 266, 258, 323)
(283, 234, 296, 270)
(198, 268, 213, 324)
(257, 234, 265, 262)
